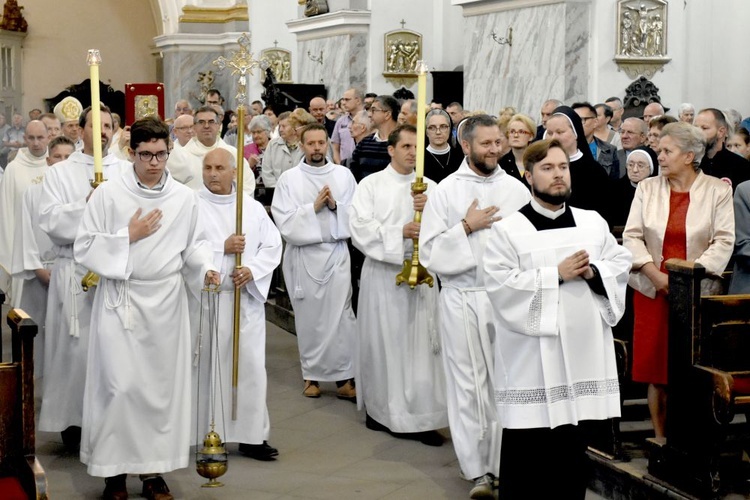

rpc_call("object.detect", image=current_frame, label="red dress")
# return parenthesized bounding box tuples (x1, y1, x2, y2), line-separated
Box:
(631, 190, 689, 385)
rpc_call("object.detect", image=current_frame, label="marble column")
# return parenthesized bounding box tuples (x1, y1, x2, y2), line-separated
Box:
(454, 0, 591, 117)
(287, 10, 370, 100)
(154, 4, 251, 116)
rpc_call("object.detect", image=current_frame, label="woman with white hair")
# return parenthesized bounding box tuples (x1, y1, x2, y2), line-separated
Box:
(677, 103, 695, 124)
(623, 122, 734, 439)
(243, 115, 272, 178)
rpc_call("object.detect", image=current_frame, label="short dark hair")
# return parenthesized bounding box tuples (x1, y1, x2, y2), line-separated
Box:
(595, 103, 613, 120)
(605, 97, 622, 104)
(194, 105, 220, 122)
(299, 122, 328, 143)
(262, 104, 279, 116)
(375, 95, 400, 123)
(388, 124, 417, 147)
(523, 139, 569, 173)
(48, 135, 75, 151)
(649, 115, 677, 130)
(460, 114, 498, 144)
(365, 92, 377, 99)
(698, 108, 730, 131)
(79, 104, 113, 129)
(130, 116, 170, 150)
(571, 101, 597, 117)
(207, 88, 222, 98)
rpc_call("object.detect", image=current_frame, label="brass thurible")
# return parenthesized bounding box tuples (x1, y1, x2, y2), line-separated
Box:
(396, 179, 434, 290)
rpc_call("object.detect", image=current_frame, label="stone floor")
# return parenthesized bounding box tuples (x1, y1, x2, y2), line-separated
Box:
(5, 306, 607, 499)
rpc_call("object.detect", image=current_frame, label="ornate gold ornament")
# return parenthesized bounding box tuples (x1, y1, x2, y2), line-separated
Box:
(260, 48, 292, 83)
(383, 21, 423, 86)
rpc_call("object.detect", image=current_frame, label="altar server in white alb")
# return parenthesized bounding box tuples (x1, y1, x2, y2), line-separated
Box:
(271, 122, 358, 399)
(420, 114, 531, 498)
(0, 120, 50, 299)
(37, 105, 129, 449)
(194, 148, 282, 461)
(483, 139, 631, 500)
(349, 124, 448, 446)
(74, 117, 219, 500)
(167, 105, 255, 194)
(11, 137, 75, 378)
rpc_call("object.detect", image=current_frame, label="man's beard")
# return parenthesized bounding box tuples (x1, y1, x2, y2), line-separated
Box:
(469, 151, 496, 175)
(705, 135, 718, 152)
(533, 184, 572, 206)
(307, 153, 326, 166)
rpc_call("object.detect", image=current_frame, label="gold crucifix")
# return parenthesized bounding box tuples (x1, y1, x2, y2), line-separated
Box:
(212, 33, 260, 106)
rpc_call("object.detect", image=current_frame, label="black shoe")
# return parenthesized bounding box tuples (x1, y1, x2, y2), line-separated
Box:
(61, 425, 81, 451)
(141, 476, 173, 500)
(416, 430, 444, 447)
(103, 474, 128, 500)
(239, 441, 279, 461)
(365, 413, 391, 433)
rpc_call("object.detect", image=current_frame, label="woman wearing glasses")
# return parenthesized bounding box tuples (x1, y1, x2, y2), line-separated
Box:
(498, 113, 536, 189)
(424, 109, 463, 183)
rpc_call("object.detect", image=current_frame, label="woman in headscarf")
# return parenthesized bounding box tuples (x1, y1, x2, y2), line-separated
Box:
(613, 147, 658, 227)
(544, 105, 611, 223)
(423, 109, 463, 183)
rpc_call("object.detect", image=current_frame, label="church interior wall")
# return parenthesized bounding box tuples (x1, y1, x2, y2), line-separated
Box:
(20, 0, 158, 113)
(590, 0, 748, 117)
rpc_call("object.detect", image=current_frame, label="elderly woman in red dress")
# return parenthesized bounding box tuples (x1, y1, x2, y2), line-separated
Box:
(623, 122, 734, 439)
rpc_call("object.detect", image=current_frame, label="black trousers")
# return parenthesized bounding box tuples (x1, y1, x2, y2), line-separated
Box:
(498, 422, 596, 500)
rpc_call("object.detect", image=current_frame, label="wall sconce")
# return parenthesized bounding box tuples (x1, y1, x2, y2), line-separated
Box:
(490, 27, 513, 47)
(307, 50, 323, 65)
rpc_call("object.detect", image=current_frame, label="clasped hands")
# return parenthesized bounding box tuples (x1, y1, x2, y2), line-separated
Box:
(558, 250, 595, 282)
(313, 185, 337, 212)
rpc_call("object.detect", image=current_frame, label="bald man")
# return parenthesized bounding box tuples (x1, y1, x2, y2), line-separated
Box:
(172, 114, 195, 149)
(642, 102, 665, 124)
(194, 147, 282, 460)
(0, 120, 50, 296)
(309, 96, 335, 138)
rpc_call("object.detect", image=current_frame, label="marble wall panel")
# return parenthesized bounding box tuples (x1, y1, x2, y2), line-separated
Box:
(298, 33, 368, 100)
(162, 49, 242, 115)
(463, 2, 589, 119)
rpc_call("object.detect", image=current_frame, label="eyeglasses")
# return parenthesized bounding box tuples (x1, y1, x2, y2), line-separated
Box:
(427, 124, 450, 132)
(370, 107, 385, 113)
(136, 150, 170, 162)
(626, 161, 649, 170)
(508, 129, 532, 136)
(197, 119, 219, 126)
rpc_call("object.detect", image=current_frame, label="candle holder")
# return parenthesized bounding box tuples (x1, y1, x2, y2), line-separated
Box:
(396, 179, 434, 290)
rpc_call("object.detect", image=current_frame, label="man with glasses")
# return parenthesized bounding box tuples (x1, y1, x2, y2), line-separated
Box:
(573, 102, 620, 179)
(74, 116, 220, 500)
(349, 95, 399, 182)
(38, 104, 129, 452)
(331, 88, 364, 164)
(167, 105, 254, 195)
(172, 114, 195, 149)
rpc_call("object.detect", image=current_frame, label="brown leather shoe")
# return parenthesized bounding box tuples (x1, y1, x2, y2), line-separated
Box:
(336, 379, 356, 402)
(103, 474, 128, 500)
(141, 476, 173, 500)
(303, 380, 321, 398)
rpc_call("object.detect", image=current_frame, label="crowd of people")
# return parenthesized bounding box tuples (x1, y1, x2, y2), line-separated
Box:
(1, 85, 749, 500)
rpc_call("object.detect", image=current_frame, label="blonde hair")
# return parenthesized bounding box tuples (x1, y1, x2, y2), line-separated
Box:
(507, 113, 537, 137)
(287, 108, 317, 130)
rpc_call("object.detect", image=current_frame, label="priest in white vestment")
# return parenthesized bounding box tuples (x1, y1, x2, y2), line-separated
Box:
(74, 117, 219, 499)
(167, 105, 255, 195)
(349, 124, 448, 446)
(11, 137, 76, 378)
(0, 120, 50, 299)
(37, 106, 129, 448)
(420, 115, 531, 498)
(483, 139, 631, 500)
(271, 123, 358, 399)
(193, 148, 282, 461)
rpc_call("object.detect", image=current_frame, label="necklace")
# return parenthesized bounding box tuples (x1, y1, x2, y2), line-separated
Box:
(427, 146, 451, 169)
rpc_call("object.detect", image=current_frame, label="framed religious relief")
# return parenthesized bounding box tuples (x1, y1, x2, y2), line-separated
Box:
(382, 28, 422, 83)
(614, 0, 670, 79)
(124, 83, 165, 126)
(260, 48, 292, 83)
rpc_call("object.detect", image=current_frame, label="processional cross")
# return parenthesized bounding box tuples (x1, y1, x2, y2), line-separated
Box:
(212, 33, 262, 420)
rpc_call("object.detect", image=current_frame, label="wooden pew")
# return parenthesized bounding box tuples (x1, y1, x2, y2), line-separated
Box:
(647, 259, 750, 498)
(0, 299, 48, 500)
